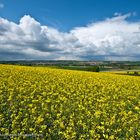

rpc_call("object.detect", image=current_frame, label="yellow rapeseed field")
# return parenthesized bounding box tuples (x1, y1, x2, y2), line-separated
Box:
(0, 64, 140, 139)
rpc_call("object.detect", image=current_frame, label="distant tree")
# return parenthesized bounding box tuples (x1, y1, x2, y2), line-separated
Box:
(95, 66, 100, 72)
(134, 71, 138, 75)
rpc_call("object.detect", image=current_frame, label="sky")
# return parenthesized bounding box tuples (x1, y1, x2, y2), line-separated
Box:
(0, 0, 140, 60)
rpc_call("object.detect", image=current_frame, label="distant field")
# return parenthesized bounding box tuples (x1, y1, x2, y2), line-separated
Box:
(0, 65, 140, 139)
(105, 70, 140, 76)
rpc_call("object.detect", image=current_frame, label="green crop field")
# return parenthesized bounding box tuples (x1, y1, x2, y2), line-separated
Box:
(0, 65, 140, 139)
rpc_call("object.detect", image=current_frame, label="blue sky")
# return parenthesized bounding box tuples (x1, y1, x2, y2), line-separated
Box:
(1, 0, 140, 31)
(0, 0, 140, 60)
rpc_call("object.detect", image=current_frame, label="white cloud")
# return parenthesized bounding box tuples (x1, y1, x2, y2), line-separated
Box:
(0, 13, 140, 60)
(0, 3, 4, 8)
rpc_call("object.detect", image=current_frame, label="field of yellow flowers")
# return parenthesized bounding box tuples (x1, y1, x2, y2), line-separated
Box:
(0, 65, 140, 139)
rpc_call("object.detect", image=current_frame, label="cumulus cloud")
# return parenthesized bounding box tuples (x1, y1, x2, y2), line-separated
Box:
(71, 13, 140, 60)
(0, 13, 140, 60)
